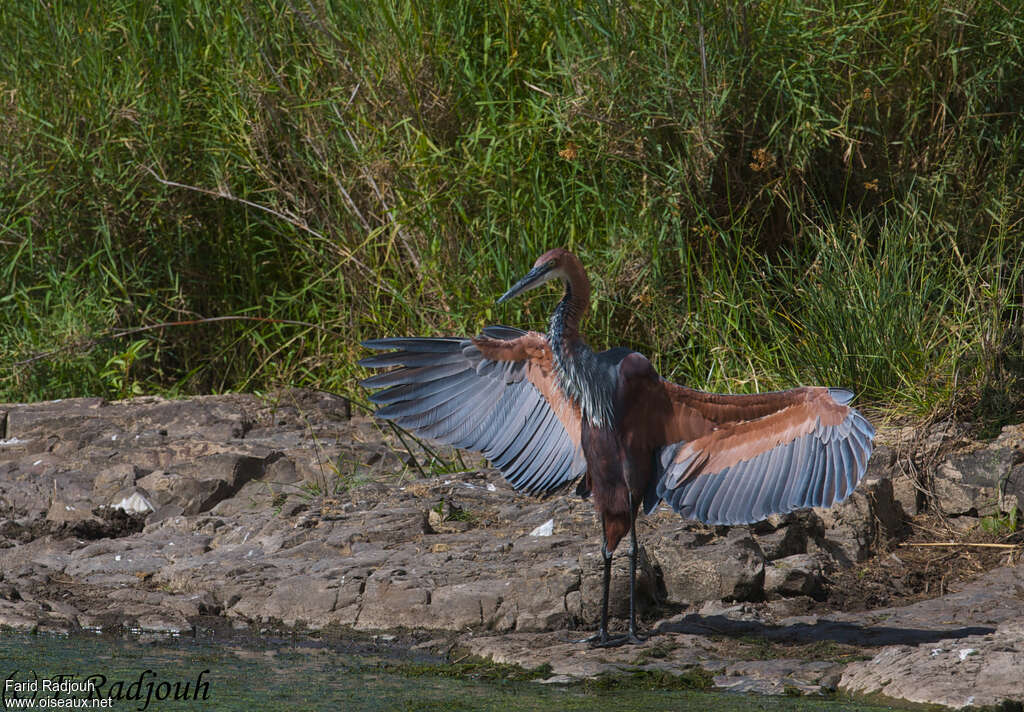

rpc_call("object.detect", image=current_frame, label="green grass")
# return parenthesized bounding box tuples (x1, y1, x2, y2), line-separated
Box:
(1, 0, 1022, 426)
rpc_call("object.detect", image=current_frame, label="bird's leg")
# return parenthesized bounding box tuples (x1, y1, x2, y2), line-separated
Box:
(625, 495, 647, 644)
(599, 538, 612, 639)
(590, 496, 647, 648)
(576, 519, 613, 644)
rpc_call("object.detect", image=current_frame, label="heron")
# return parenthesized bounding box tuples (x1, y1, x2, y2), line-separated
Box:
(359, 248, 874, 646)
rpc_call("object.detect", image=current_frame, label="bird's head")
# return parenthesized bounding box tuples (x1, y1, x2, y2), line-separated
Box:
(497, 248, 576, 304)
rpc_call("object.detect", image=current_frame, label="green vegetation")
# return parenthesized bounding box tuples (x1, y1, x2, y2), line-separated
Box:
(981, 509, 1019, 535)
(2, 0, 1022, 424)
(390, 659, 553, 682)
(582, 667, 714, 691)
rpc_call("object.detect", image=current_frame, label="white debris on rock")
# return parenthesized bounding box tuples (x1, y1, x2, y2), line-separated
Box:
(114, 491, 154, 514)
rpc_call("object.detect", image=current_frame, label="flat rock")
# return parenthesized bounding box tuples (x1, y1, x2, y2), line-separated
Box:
(840, 618, 1024, 708)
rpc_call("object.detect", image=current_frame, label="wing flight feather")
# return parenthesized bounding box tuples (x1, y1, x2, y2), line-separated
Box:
(652, 384, 874, 525)
(360, 327, 586, 496)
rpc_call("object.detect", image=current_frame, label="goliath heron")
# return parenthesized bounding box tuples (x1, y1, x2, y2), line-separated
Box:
(360, 248, 874, 646)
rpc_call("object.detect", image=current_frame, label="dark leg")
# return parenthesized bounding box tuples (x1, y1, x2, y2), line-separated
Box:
(625, 500, 647, 643)
(598, 538, 612, 639)
(589, 498, 646, 648)
(577, 518, 613, 644)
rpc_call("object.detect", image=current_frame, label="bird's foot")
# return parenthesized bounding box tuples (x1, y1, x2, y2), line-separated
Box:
(578, 630, 647, 648)
(575, 631, 608, 645)
(591, 633, 647, 648)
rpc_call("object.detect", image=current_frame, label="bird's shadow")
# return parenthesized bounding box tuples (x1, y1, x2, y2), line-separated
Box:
(654, 613, 994, 648)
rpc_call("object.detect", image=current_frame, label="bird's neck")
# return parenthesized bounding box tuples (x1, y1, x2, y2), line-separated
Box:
(549, 271, 588, 342)
(549, 281, 613, 428)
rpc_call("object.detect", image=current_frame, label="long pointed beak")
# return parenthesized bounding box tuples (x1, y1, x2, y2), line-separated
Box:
(497, 264, 552, 304)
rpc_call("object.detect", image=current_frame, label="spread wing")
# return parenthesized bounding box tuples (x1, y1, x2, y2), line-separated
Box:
(643, 380, 874, 525)
(359, 326, 586, 495)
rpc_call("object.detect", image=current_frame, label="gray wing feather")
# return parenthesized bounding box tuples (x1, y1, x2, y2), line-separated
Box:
(502, 406, 556, 482)
(462, 382, 528, 452)
(749, 442, 787, 521)
(422, 377, 506, 443)
(778, 435, 810, 513)
(655, 408, 874, 525)
(362, 361, 469, 387)
(360, 351, 467, 369)
(518, 413, 567, 491)
(360, 329, 585, 496)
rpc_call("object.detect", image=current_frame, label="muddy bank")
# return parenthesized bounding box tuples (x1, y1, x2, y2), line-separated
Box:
(0, 391, 1021, 709)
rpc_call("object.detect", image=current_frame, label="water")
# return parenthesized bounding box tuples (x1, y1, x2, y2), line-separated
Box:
(0, 632, 896, 711)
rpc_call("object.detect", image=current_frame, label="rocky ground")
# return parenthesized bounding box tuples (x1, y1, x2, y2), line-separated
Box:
(0, 390, 1022, 709)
